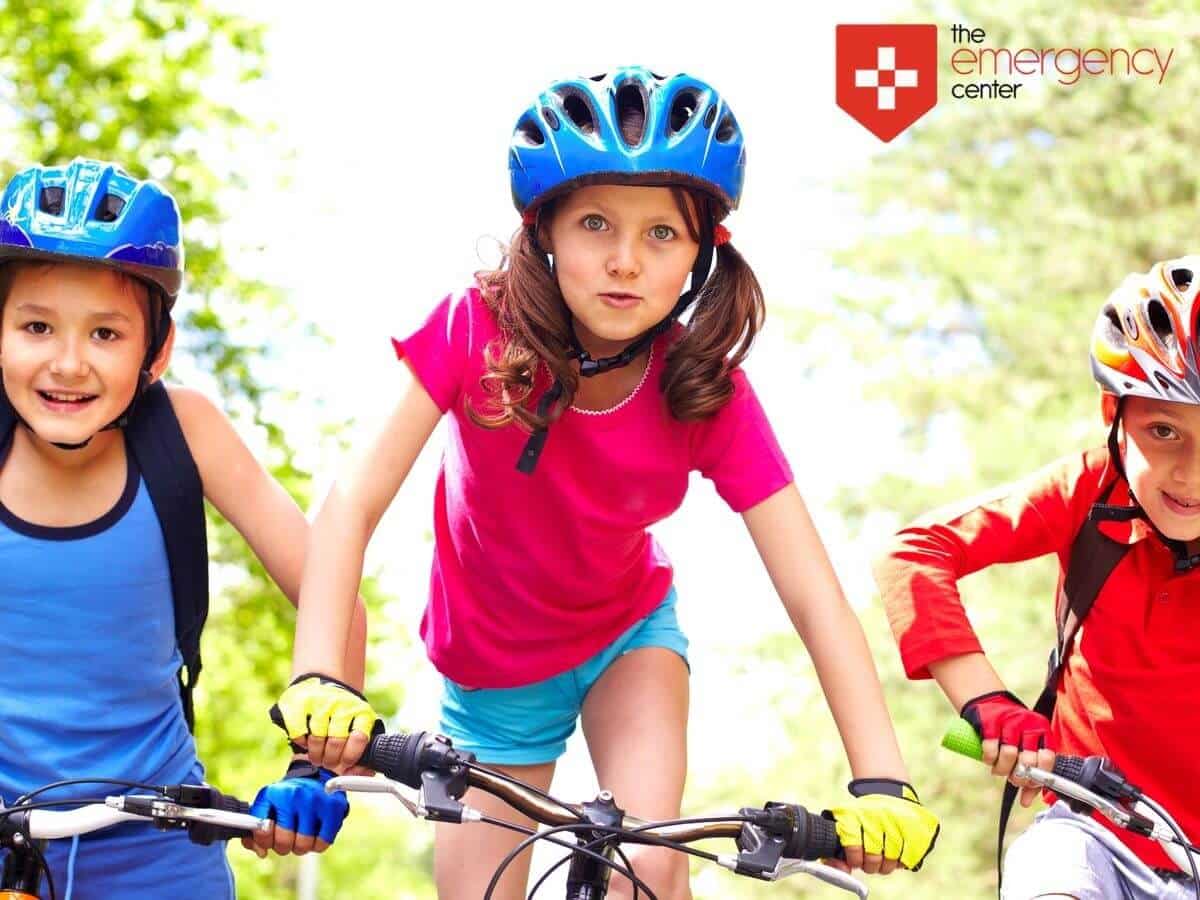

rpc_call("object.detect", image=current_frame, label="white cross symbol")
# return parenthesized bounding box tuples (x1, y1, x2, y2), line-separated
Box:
(854, 47, 919, 111)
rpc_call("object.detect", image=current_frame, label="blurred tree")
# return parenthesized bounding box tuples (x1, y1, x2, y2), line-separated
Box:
(0, 2, 414, 897)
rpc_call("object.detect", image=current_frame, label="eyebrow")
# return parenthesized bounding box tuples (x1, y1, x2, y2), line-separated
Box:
(14, 303, 134, 324)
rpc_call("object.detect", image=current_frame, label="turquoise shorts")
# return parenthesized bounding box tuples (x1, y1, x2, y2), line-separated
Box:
(438, 587, 689, 765)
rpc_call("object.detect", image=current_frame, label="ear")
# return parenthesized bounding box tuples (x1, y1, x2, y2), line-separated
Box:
(1100, 392, 1119, 426)
(147, 320, 176, 384)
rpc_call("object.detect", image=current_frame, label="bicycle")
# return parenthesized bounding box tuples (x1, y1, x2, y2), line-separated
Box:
(324, 728, 869, 899)
(943, 719, 1200, 899)
(0, 780, 269, 900)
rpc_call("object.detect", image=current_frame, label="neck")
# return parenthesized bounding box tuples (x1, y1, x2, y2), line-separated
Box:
(12, 424, 121, 476)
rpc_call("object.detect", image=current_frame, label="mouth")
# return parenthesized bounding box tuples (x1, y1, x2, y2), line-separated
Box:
(37, 389, 98, 412)
(1162, 490, 1200, 516)
(598, 292, 642, 308)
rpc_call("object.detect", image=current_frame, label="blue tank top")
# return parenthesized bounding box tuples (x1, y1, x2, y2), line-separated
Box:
(0, 444, 201, 805)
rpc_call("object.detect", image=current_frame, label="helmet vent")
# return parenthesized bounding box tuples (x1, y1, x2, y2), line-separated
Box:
(38, 186, 64, 216)
(555, 88, 598, 136)
(1101, 305, 1126, 347)
(667, 89, 701, 135)
(703, 105, 718, 129)
(1171, 267, 1193, 292)
(715, 112, 738, 143)
(649, 71, 666, 81)
(1146, 298, 1177, 354)
(517, 115, 546, 146)
(1155, 372, 1177, 395)
(615, 82, 648, 148)
(588, 72, 607, 82)
(95, 193, 125, 223)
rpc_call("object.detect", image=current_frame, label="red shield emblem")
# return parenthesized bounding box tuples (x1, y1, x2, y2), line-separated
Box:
(836, 25, 938, 142)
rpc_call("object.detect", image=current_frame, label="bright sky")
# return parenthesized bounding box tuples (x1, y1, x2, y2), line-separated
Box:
(215, 1, 935, 892)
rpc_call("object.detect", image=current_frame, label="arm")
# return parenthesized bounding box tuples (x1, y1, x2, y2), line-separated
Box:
(168, 386, 369, 688)
(742, 484, 907, 780)
(744, 484, 940, 874)
(290, 362, 442, 680)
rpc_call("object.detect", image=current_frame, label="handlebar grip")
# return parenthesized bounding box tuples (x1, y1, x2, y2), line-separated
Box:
(784, 809, 844, 861)
(1051, 754, 1085, 783)
(359, 732, 426, 789)
(941, 718, 985, 760)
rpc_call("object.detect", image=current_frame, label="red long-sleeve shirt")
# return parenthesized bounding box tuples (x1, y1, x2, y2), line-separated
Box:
(875, 447, 1200, 870)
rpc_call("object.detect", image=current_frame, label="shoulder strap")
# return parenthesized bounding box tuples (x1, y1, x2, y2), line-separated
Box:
(995, 474, 1130, 894)
(0, 388, 15, 448)
(124, 381, 209, 733)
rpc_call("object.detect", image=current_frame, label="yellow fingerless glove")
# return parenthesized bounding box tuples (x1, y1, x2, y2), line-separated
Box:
(271, 673, 379, 741)
(826, 778, 940, 871)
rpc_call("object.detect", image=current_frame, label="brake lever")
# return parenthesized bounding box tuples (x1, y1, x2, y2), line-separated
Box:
(768, 859, 868, 897)
(325, 775, 423, 818)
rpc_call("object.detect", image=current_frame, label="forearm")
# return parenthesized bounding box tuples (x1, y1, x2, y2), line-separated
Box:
(293, 485, 373, 681)
(791, 595, 909, 781)
(927, 652, 1007, 712)
(343, 596, 369, 691)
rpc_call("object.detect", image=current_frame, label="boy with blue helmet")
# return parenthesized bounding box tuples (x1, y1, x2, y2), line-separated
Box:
(275, 67, 940, 898)
(0, 159, 366, 897)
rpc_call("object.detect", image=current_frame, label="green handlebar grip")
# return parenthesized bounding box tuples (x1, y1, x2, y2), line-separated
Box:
(941, 718, 985, 761)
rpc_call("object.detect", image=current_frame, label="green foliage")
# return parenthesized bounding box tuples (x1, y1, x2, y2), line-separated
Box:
(1, 3, 418, 896)
(745, 2, 1200, 896)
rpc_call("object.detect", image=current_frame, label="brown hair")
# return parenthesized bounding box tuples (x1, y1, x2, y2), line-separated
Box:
(467, 187, 765, 433)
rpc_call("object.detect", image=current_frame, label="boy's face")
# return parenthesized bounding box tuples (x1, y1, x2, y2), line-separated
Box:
(1121, 396, 1200, 542)
(0, 263, 159, 448)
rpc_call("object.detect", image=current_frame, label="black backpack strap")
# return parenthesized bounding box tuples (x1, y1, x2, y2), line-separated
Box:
(124, 381, 209, 732)
(995, 476, 1130, 893)
(0, 388, 16, 449)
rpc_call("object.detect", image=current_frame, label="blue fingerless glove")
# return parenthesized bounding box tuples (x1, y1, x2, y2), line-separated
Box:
(250, 760, 349, 844)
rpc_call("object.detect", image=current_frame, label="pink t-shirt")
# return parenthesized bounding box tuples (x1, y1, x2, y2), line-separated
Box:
(395, 287, 793, 688)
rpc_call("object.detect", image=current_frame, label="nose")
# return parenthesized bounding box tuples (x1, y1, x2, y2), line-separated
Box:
(605, 232, 642, 279)
(48, 334, 90, 379)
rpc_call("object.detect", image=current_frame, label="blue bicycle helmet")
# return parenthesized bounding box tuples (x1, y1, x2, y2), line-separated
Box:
(509, 67, 745, 218)
(0, 158, 183, 302)
(508, 68, 747, 475)
(0, 159, 183, 448)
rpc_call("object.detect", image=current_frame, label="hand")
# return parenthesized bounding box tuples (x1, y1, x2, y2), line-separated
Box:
(824, 779, 940, 875)
(270, 673, 380, 772)
(960, 690, 1055, 807)
(241, 761, 350, 858)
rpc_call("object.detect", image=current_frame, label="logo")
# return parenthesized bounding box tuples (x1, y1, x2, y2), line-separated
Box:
(837, 25, 938, 142)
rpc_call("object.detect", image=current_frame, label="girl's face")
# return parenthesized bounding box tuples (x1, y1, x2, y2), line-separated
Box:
(1121, 396, 1200, 542)
(543, 184, 700, 357)
(0, 263, 155, 448)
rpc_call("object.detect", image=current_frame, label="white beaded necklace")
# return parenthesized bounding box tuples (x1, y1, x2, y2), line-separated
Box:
(554, 344, 655, 417)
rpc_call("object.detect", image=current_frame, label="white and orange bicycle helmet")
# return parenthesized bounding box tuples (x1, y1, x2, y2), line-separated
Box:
(1091, 257, 1200, 404)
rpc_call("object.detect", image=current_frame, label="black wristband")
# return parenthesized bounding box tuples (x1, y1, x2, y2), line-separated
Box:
(959, 689, 1026, 716)
(285, 759, 322, 780)
(847, 777, 919, 801)
(288, 671, 371, 703)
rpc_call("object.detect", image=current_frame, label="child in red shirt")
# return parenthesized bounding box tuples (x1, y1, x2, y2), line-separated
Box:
(875, 257, 1200, 898)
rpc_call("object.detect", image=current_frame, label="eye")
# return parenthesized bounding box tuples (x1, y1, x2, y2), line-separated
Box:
(649, 224, 676, 241)
(1150, 423, 1180, 440)
(582, 213, 608, 232)
(23, 321, 50, 335)
(93, 326, 120, 342)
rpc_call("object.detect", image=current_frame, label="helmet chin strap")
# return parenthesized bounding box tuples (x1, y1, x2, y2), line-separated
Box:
(1100, 398, 1200, 572)
(22, 297, 171, 452)
(515, 212, 717, 474)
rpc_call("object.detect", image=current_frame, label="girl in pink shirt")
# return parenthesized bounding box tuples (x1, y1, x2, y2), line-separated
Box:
(276, 67, 940, 899)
